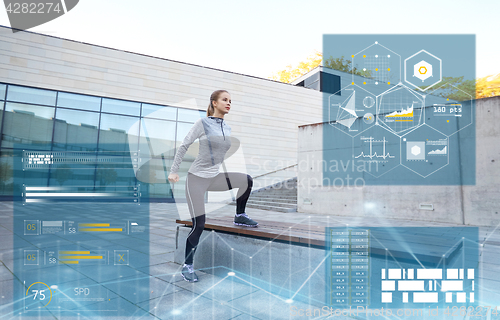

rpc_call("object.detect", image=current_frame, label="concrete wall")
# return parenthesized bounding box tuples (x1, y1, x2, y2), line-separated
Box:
(297, 96, 500, 227)
(462, 96, 500, 225)
(0, 26, 324, 200)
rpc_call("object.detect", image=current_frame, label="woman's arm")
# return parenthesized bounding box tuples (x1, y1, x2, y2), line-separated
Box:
(168, 119, 204, 182)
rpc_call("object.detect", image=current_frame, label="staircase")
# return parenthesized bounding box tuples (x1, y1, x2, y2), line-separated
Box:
(229, 177, 297, 213)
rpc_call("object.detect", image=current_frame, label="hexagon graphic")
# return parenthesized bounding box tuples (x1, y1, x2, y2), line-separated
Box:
(351, 41, 401, 88)
(401, 124, 449, 178)
(405, 50, 442, 91)
(408, 142, 425, 160)
(328, 84, 377, 137)
(352, 124, 401, 178)
(414, 60, 433, 81)
(424, 83, 474, 136)
(411, 145, 421, 156)
(376, 84, 425, 136)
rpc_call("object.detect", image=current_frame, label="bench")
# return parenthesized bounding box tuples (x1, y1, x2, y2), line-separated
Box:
(174, 219, 469, 307)
(175, 218, 325, 246)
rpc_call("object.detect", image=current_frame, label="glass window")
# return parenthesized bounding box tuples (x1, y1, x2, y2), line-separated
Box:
(176, 122, 194, 143)
(2, 102, 55, 149)
(137, 118, 176, 186)
(49, 165, 96, 189)
(6, 85, 57, 106)
(177, 108, 204, 123)
(57, 92, 101, 112)
(139, 118, 176, 156)
(141, 103, 177, 120)
(99, 113, 140, 152)
(304, 72, 320, 87)
(0, 84, 6, 100)
(101, 98, 140, 117)
(0, 99, 4, 134)
(0, 149, 15, 196)
(175, 121, 199, 164)
(53, 108, 100, 151)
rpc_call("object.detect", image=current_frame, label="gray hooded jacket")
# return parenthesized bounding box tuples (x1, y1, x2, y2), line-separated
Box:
(170, 116, 232, 178)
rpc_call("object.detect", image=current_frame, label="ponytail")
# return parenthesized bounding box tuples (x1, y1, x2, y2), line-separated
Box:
(206, 100, 215, 117)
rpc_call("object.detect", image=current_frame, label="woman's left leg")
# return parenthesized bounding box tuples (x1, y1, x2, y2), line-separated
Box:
(207, 172, 257, 226)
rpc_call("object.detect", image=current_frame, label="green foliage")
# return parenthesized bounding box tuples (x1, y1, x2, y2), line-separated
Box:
(323, 56, 373, 78)
(269, 52, 373, 83)
(420, 76, 476, 101)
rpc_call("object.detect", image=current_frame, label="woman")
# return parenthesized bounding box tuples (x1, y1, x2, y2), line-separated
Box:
(168, 90, 258, 283)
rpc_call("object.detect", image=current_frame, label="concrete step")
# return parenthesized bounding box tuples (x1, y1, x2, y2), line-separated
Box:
(245, 203, 297, 213)
(260, 186, 297, 191)
(231, 200, 297, 209)
(252, 190, 297, 195)
(230, 177, 298, 212)
(231, 199, 297, 208)
(250, 194, 297, 200)
(248, 198, 297, 205)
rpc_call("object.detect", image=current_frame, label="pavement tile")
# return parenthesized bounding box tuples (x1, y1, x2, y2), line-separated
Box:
(175, 271, 260, 302)
(227, 289, 320, 320)
(137, 288, 241, 320)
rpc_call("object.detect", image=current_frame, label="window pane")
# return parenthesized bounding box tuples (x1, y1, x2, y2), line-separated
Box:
(2, 102, 55, 149)
(175, 121, 199, 168)
(49, 165, 96, 189)
(142, 103, 176, 120)
(304, 72, 320, 87)
(7, 85, 57, 106)
(101, 98, 140, 116)
(140, 118, 176, 157)
(0, 84, 6, 100)
(170, 121, 201, 200)
(177, 108, 204, 123)
(99, 114, 139, 152)
(137, 119, 176, 189)
(306, 81, 320, 91)
(0, 149, 15, 196)
(57, 92, 101, 112)
(53, 108, 99, 151)
(0, 100, 4, 132)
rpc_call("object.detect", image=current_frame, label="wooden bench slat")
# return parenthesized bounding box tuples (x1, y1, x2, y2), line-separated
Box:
(175, 219, 464, 261)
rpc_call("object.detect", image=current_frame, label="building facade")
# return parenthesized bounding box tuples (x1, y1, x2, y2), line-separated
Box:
(0, 25, 324, 201)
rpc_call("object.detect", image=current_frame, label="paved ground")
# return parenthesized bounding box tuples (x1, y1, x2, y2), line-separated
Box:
(1, 201, 500, 320)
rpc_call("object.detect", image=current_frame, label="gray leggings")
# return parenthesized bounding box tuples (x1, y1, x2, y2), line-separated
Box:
(184, 171, 253, 264)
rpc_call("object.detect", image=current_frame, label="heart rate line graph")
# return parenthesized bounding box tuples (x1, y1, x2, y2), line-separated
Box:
(355, 136, 395, 161)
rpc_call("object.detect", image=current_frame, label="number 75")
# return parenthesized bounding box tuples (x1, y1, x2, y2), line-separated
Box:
(32, 289, 45, 300)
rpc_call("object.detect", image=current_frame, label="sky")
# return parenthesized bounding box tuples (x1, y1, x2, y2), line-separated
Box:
(0, 0, 498, 79)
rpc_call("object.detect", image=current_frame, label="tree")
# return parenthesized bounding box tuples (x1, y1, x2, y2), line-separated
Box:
(96, 164, 118, 188)
(269, 51, 322, 83)
(52, 164, 73, 186)
(323, 56, 373, 78)
(421, 76, 476, 101)
(476, 73, 500, 99)
(270, 52, 499, 100)
(269, 52, 372, 83)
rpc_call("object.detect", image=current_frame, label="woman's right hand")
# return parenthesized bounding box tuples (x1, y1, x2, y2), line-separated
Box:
(168, 173, 179, 183)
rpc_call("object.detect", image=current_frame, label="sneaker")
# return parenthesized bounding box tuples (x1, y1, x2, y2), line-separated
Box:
(181, 264, 198, 282)
(234, 213, 258, 227)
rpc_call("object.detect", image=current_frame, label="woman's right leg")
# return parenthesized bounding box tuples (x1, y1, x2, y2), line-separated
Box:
(184, 172, 211, 266)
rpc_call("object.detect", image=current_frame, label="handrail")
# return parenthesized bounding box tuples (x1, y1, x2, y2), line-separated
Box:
(252, 164, 297, 179)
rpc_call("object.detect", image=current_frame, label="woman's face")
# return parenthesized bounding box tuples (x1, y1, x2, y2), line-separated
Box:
(213, 92, 231, 115)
